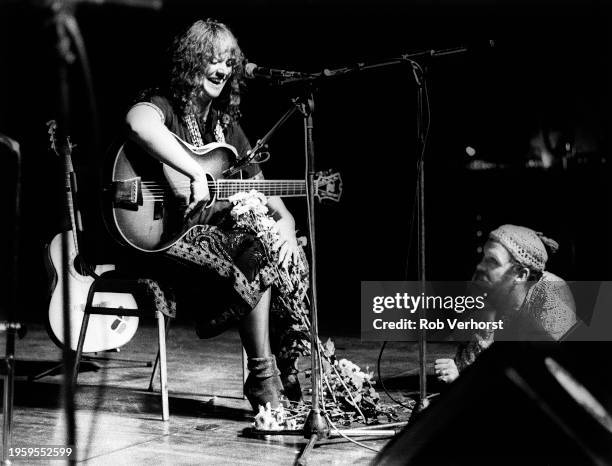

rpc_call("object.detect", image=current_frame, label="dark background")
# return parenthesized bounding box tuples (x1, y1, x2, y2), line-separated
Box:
(0, 0, 610, 331)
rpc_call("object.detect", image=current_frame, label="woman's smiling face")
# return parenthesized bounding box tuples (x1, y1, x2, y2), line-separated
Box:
(201, 37, 236, 100)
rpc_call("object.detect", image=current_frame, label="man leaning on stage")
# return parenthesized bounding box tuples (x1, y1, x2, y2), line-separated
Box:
(434, 224, 577, 383)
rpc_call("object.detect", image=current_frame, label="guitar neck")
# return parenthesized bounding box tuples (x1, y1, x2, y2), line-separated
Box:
(61, 143, 81, 255)
(213, 179, 307, 200)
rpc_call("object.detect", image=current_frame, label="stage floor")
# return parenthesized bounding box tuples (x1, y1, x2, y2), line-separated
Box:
(3, 323, 455, 465)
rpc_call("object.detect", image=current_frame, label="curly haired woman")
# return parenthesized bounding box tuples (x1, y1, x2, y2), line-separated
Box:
(124, 19, 302, 412)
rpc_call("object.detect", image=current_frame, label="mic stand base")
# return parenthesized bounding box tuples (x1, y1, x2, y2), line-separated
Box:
(303, 408, 330, 438)
(244, 422, 407, 438)
(245, 420, 405, 466)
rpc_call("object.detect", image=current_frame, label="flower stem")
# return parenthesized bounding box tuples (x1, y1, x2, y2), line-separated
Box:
(331, 364, 367, 423)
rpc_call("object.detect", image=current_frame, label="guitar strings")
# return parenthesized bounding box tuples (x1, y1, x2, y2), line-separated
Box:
(140, 186, 306, 194)
(134, 179, 335, 201)
(140, 180, 306, 185)
(140, 194, 307, 201)
(140, 184, 305, 189)
(139, 181, 308, 197)
(139, 184, 306, 190)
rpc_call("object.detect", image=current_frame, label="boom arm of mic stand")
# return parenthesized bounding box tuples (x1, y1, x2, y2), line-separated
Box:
(224, 104, 299, 177)
(276, 43, 486, 86)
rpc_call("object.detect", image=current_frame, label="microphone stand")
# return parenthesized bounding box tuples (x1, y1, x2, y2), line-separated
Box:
(291, 47, 477, 413)
(0, 134, 25, 465)
(412, 62, 429, 411)
(294, 86, 401, 466)
(245, 43, 486, 462)
(295, 84, 330, 457)
(244, 86, 400, 466)
(290, 66, 430, 464)
(49, 3, 78, 459)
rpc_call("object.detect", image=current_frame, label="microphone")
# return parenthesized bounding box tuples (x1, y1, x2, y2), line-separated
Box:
(243, 62, 309, 80)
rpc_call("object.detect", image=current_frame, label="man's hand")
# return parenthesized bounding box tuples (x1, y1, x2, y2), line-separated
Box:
(184, 176, 210, 219)
(434, 358, 459, 383)
(272, 217, 299, 269)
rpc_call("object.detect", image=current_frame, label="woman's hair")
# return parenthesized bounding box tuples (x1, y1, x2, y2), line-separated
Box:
(168, 19, 245, 127)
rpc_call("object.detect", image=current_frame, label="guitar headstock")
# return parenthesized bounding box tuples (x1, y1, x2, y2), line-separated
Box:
(314, 170, 343, 203)
(47, 120, 74, 157)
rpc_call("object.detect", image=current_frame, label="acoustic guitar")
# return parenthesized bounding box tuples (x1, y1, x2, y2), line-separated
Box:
(104, 134, 342, 253)
(46, 121, 139, 353)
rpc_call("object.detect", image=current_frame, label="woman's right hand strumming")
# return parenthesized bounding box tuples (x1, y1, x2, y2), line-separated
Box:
(184, 173, 210, 219)
(125, 104, 212, 220)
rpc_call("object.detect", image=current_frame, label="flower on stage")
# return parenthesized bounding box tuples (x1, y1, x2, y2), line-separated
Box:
(231, 190, 401, 429)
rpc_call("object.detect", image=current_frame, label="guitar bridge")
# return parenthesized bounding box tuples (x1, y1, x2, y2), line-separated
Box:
(109, 177, 142, 209)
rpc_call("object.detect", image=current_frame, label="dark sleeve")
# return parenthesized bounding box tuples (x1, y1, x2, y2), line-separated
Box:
(226, 122, 262, 179)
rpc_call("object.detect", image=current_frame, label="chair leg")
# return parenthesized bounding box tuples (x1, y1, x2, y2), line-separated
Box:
(2, 330, 16, 463)
(148, 316, 171, 391)
(242, 347, 248, 400)
(156, 311, 169, 421)
(72, 313, 91, 387)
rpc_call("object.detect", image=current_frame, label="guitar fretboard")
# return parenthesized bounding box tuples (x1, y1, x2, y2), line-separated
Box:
(212, 180, 307, 199)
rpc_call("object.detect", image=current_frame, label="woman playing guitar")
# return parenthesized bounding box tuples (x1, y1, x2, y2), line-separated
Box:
(117, 19, 302, 412)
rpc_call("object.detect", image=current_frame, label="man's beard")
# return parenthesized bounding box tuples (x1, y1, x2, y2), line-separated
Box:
(470, 272, 516, 315)
(470, 271, 491, 293)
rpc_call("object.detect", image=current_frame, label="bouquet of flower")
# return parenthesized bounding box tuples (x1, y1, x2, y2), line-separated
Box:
(228, 191, 409, 428)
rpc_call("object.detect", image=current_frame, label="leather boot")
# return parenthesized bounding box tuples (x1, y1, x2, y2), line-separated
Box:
(244, 356, 283, 412)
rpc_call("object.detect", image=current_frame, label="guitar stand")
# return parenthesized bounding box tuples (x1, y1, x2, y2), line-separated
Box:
(29, 353, 153, 383)
(81, 353, 152, 366)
